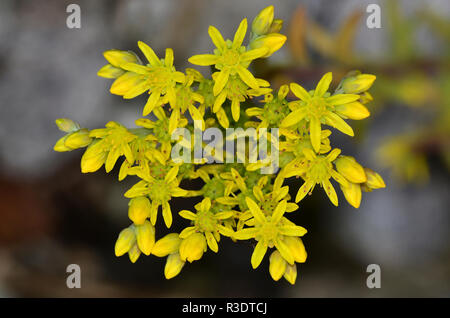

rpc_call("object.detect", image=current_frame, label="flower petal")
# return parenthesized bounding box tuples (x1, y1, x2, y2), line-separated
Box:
(324, 112, 354, 136)
(309, 116, 322, 153)
(236, 65, 259, 89)
(322, 179, 338, 206)
(314, 72, 332, 97)
(271, 200, 287, 224)
(232, 18, 248, 49)
(251, 240, 268, 269)
(290, 83, 311, 101)
(188, 54, 220, 66)
(208, 26, 226, 51)
(213, 69, 230, 96)
(205, 232, 218, 252)
(245, 197, 266, 224)
(138, 41, 161, 66)
(274, 237, 294, 265)
(280, 108, 307, 127)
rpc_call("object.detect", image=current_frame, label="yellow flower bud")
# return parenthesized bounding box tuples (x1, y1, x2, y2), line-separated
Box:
(110, 72, 144, 96)
(135, 220, 155, 255)
(103, 50, 139, 68)
(80, 150, 107, 173)
(269, 250, 287, 281)
(250, 33, 286, 57)
(283, 236, 307, 263)
(152, 233, 181, 257)
(128, 243, 141, 263)
(340, 182, 362, 208)
(364, 168, 386, 189)
(55, 118, 80, 133)
(179, 233, 207, 263)
(342, 74, 376, 94)
(97, 64, 125, 79)
(53, 135, 72, 152)
(128, 197, 151, 225)
(335, 156, 367, 183)
(164, 253, 185, 279)
(64, 129, 93, 149)
(283, 263, 297, 285)
(251, 5, 274, 36)
(268, 19, 283, 33)
(335, 101, 370, 120)
(115, 227, 136, 257)
(360, 92, 373, 104)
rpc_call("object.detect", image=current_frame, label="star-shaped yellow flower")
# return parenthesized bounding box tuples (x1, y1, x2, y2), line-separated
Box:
(188, 18, 268, 96)
(281, 72, 361, 152)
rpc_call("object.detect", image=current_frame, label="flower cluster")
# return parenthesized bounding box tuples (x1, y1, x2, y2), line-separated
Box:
(54, 6, 384, 284)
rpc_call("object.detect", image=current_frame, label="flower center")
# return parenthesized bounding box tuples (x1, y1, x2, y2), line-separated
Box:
(307, 97, 328, 118)
(307, 156, 332, 183)
(222, 49, 240, 66)
(148, 179, 171, 202)
(202, 177, 225, 199)
(195, 210, 217, 232)
(258, 222, 278, 242)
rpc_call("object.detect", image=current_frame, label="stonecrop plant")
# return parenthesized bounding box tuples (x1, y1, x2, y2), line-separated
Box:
(54, 6, 385, 284)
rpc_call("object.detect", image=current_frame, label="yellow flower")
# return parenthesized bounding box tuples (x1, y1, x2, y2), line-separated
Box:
(245, 85, 290, 129)
(112, 42, 185, 115)
(281, 72, 361, 152)
(293, 148, 349, 206)
(234, 197, 307, 269)
(88, 121, 137, 172)
(124, 165, 188, 228)
(189, 18, 268, 96)
(279, 129, 332, 174)
(179, 197, 235, 253)
(236, 181, 298, 231)
(212, 73, 271, 123)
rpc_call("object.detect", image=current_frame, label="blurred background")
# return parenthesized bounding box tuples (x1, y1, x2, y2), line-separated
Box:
(0, 0, 449, 297)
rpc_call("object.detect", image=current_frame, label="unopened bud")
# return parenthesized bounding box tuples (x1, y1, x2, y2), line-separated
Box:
(115, 226, 136, 257)
(269, 250, 287, 281)
(335, 101, 370, 120)
(250, 33, 287, 57)
(283, 236, 307, 263)
(335, 156, 367, 183)
(340, 182, 362, 208)
(164, 253, 185, 279)
(152, 233, 181, 257)
(283, 263, 297, 285)
(64, 129, 93, 149)
(135, 220, 155, 255)
(252, 5, 274, 36)
(128, 197, 151, 225)
(55, 118, 80, 133)
(342, 74, 376, 94)
(179, 233, 207, 263)
(364, 168, 386, 189)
